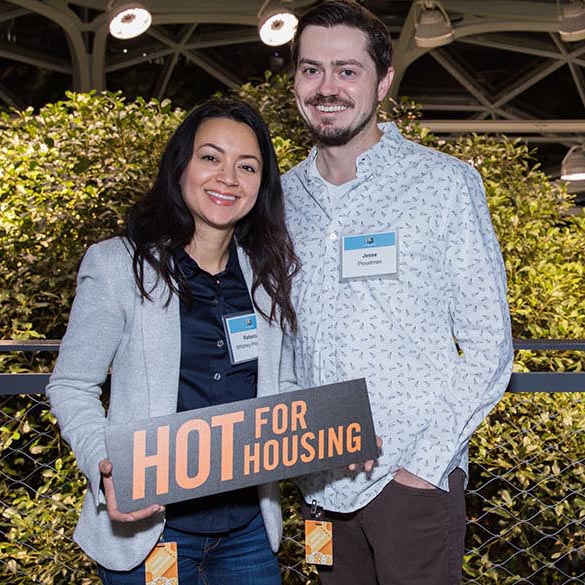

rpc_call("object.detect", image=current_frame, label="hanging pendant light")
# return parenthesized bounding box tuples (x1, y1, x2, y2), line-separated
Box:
(258, 8, 298, 46)
(558, 0, 585, 42)
(109, 1, 152, 40)
(414, 1, 454, 48)
(560, 146, 585, 181)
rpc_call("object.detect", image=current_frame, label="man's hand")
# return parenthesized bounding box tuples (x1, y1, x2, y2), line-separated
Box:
(99, 459, 164, 522)
(393, 467, 436, 489)
(348, 436, 383, 473)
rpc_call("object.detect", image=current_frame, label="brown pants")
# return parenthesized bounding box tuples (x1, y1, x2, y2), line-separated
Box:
(300, 469, 466, 585)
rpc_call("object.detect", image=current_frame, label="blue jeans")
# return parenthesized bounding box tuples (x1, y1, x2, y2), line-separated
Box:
(97, 512, 281, 585)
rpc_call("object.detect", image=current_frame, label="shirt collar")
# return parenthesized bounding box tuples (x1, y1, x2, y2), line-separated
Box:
(356, 122, 404, 176)
(174, 238, 239, 279)
(300, 122, 405, 186)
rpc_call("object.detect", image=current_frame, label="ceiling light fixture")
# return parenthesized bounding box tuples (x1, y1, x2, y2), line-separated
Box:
(558, 0, 585, 41)
(560, 145, 585, 181)
(258, 1, 298, 47)
(109, 1, 152, 40)
(414, 1, 454, 48)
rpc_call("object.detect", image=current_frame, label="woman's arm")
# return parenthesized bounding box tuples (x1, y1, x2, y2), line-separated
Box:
(47, 242, 125, 504)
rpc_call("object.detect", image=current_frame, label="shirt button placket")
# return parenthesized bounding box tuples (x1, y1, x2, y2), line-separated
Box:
(323, 222, 339, 506)
(321, 224, 340, 383)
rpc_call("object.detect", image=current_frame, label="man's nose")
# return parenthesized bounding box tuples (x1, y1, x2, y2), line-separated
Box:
(317, 72, 339, 97)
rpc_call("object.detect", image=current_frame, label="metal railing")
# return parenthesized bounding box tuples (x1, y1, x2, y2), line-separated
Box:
(1, 340, 584, 584)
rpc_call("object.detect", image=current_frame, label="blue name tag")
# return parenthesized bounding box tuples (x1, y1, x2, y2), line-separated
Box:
(223, 312, 259, 364)
(343, 232, 396, 251)
(340, 230, 398, 280)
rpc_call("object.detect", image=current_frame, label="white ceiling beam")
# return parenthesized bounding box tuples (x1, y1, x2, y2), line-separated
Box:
(0, 40, 71, 73)
(135, 0, 316, 26)
(491, 106, 524, 120)
(498, 102, 541, 120)
(154, 24, 197, 100)
(429, 48, 493, 108)
(492, 59, 565, 108)
(430, 135, 584, 144)
(458, 35, 562, 60)
(549, 34, 585, 109)
(7, 0, 90, 89)
(453, 17, 559, 38)
(390, 1, 425, 97)
(391, 11, 566, 99)
(154, 52, 180, 99)
(547, 32, 585, 61)
(89, 14, 109, 91)
(107, 48, 175, 72)
(417, 103, 487, 112)
(411, 95, 483, 106)
(147, 27, 242, 88)
(524, 137, 584, 144)
(187, 29, 259, 49)
(550, 31, 566, 54)
(186, 50, 242, 89)
(569, 63, 585, 109)
(467, 106, 524, 121)
(151, 14, 254, 26)
(442, 1, 557, 20)
(0, 7, 28, 22)
(420, 120, 585, 133)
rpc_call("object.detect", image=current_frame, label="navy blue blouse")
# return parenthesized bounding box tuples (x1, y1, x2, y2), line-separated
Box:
(165, 242, 260, 534)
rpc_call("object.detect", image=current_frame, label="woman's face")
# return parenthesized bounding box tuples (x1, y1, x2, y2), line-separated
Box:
(180, 116, 263, 238)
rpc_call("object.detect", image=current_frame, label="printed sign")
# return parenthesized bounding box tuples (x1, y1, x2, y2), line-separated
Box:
(105, 379, 377, 513)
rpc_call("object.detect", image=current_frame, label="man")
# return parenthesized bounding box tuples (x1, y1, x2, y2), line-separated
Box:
(281, 1, 514, 584)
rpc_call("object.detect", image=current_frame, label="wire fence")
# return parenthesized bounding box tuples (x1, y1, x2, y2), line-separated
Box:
(1, 341, 584, 584)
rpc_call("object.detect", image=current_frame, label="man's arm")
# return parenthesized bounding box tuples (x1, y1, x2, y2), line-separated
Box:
(403, 163, 513, 490)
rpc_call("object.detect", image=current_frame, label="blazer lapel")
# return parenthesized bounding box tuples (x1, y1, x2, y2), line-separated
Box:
(141, 268, 181, 417)
(237, 247, 280, 399)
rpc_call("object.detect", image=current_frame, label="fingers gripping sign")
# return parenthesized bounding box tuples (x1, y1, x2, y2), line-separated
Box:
(347, 435, 382, 473)
(98, 459, 164, 523)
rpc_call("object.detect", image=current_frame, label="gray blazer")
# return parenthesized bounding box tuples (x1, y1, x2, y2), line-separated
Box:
(47, 237, 294, 571)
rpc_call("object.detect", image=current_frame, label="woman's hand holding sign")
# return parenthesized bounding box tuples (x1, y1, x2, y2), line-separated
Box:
(99, 459, 164, 522)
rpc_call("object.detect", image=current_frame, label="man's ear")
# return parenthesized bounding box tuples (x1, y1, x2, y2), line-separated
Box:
(377, 66, 395, 102)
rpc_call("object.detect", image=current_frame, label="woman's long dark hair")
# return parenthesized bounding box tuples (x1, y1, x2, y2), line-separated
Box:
(124, 98, 300, 333)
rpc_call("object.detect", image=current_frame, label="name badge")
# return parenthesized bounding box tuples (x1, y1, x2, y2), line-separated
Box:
(340, 230, 398, 280)
(223, 312, 258, 365)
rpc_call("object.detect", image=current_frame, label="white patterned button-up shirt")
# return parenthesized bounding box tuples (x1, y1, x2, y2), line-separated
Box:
(281, 123, 513, 512)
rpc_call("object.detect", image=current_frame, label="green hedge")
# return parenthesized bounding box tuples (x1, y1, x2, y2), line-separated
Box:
(1, 83, 584, 583)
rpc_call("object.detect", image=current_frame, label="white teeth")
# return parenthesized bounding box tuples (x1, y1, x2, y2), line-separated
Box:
(207, 191, 236, 201)
(315, 104, 349, 112)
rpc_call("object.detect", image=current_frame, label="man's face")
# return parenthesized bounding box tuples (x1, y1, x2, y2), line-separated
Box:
(293, 25, 393, 147)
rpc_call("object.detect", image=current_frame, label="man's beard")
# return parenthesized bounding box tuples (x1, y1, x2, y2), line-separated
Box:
(304, 95, 378, 147)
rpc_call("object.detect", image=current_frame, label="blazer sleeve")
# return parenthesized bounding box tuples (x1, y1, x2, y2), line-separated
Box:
(279, 332, 303, 394)
(46, 241, 129, 506)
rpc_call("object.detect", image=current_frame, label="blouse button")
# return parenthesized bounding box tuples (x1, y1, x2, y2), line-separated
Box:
(329, 232, 338, 241)
(213, 373, 222, 381)
(217, 340, 225, 348)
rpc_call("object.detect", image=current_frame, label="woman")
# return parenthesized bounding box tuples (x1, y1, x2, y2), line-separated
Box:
(46, 98, 299, 584)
